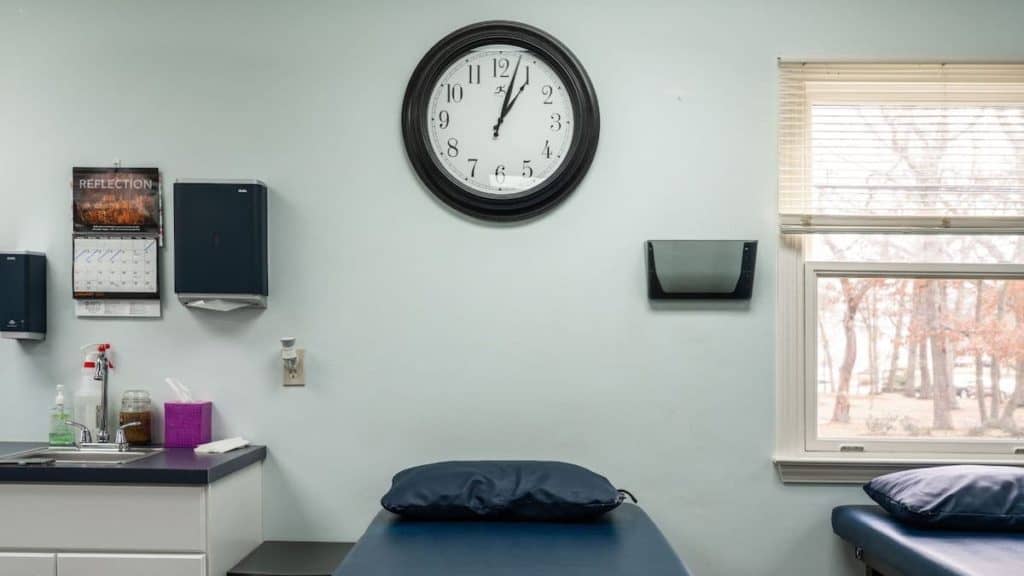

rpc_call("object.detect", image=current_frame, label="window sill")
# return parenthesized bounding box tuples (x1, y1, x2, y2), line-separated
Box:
(774, 454, 1024, 484)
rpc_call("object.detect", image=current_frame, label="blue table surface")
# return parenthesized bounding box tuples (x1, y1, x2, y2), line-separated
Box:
(0, 441, 266, 485)
(833, 505, 1024, 576)
(336, 503, 690, 576)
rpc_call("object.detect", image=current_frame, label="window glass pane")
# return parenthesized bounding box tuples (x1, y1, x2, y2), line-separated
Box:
(816, 276, 1024, 440)
(808, 234, 1024, 264)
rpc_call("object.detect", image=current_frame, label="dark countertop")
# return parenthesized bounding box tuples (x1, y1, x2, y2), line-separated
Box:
(0, 441, 266, 485)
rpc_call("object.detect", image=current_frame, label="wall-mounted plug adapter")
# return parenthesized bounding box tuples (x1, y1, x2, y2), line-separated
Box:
(281, 337, 306, 387)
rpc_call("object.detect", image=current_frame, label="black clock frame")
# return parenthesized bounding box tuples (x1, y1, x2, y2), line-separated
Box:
(402, 21, 600, 222)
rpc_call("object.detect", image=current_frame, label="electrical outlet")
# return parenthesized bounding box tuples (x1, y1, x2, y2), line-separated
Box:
(284, 349, 305, 387)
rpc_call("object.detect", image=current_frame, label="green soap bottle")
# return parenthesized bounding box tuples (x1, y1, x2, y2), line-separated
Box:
(49, 384, 74, 447)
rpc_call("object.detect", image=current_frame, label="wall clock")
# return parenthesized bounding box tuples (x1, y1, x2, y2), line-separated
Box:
(402, 21, 600, 221)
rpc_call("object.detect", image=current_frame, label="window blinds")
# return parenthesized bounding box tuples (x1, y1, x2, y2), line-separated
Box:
(779, 62, 1024, 233)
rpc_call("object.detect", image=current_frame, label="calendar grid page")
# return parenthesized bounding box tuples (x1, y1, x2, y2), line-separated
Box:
(73, 237, 159, 299)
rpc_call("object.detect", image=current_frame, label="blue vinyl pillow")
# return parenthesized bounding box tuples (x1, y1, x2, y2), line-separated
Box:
(381, 461, 630, 521)
(864, 465, 1024, 531)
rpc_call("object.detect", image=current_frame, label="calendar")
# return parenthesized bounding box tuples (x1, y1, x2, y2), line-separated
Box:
(73, 237, 160, 317)
(72, 167, 162, 318)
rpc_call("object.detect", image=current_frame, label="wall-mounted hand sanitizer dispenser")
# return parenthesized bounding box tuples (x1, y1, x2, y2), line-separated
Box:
(0, 252, 46, 340)
(174, 180, 268, 310)
(646, 240, 757, 300)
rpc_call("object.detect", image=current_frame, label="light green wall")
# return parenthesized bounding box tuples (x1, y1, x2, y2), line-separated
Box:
(2, 1, 1022, 574)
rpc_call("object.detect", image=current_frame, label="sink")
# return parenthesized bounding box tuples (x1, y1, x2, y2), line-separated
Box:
(14, 446, 163, 466)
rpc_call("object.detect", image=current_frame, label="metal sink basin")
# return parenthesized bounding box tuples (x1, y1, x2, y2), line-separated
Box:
(15, 446, 163, 466)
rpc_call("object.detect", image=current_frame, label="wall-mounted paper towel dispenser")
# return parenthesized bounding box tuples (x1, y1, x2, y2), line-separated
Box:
(646, 240, 757, 300)
(174, 180, 268, 311)
(0, 252, 46, 340)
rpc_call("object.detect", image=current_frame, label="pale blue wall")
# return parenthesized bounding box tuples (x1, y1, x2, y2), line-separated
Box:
(2, 1, 1022, 574)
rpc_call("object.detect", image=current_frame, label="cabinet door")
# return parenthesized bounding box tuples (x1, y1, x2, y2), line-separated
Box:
(0, 483, 205, 552)
(0, 552, 56, 576)
(57, 553, 205, 576)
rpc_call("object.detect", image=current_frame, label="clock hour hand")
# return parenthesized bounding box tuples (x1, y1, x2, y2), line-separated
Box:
(492, 55, 523, 138)
(504, 80, 529, 116)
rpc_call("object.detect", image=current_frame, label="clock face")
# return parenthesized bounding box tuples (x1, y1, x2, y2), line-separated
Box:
(402, 21, 599, 221)
(427, 46, 575, 199)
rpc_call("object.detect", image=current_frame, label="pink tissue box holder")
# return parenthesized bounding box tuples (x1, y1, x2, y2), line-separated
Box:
(164, 402, 212, 448)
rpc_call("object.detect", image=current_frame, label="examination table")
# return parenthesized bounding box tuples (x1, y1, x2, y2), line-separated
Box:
(833, 505, 1024, 576)
(334, 503, 689, 576)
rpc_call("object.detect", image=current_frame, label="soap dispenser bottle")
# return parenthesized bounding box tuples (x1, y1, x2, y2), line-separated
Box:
(49, 384, 74, 447)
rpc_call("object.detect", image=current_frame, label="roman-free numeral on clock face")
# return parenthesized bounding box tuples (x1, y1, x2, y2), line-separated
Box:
(427, 46, 575, 197)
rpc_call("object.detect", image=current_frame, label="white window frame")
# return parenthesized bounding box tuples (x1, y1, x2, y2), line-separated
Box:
(776, 241, 1024, 483)
(775, 62, 1024, 482)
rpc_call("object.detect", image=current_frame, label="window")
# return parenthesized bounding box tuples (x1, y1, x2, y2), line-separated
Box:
(776, 63, 1024, 482)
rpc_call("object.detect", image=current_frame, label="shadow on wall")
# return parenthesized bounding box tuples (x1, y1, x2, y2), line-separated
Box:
(649, 300, 752, 312)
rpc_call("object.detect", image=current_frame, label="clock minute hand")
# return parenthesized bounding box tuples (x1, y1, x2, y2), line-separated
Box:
(504, 80, 529, 116)
(492, 55, 523, 138)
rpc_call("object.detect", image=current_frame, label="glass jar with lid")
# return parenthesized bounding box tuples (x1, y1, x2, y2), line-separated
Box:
(119, 389, 152, 445)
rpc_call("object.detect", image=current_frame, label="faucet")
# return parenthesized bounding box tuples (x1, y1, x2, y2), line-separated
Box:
(65, 420, 140, 451)
(65, 343, 118, 449)
(93, 344, 112, 444)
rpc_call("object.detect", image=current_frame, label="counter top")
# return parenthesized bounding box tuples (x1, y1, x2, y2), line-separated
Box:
(0, 442, 266, 485)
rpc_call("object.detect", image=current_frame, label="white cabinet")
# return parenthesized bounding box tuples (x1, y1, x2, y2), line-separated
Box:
(0, 462, 261, 576)
(0, 553, 56, 576)
(57, 553, 205, 576)
(0, 483, 205, 551)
